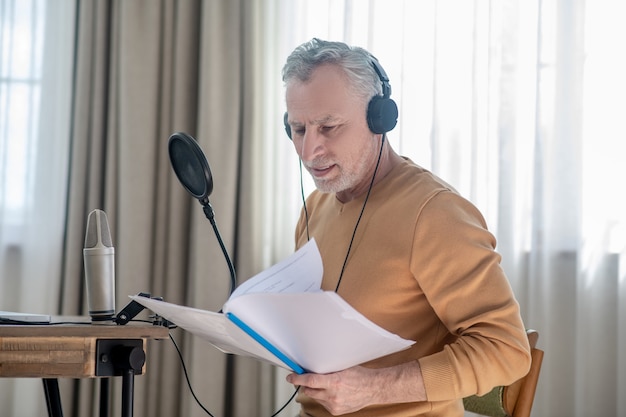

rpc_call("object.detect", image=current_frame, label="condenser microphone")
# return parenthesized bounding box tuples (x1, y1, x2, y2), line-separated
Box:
(83, 209, 116, 321)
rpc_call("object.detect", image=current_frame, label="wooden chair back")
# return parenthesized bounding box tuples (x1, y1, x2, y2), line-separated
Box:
(463, 329, 544, 417)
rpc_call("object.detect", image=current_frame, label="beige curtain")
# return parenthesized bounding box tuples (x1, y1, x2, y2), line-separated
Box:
(59, 1, 275, 416)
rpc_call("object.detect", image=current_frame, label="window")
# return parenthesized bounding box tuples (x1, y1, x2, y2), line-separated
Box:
(0, 0, 45, 234)
(0, 0, 75, 311)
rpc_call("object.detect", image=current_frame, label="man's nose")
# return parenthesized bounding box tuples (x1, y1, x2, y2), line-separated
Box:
(299, 129, 324, 162)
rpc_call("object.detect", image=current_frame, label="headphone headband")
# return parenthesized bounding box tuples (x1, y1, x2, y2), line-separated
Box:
(369, 57, 392, 98)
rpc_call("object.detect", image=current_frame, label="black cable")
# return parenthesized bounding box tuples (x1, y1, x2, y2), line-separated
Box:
(299, 160, 310, 241)
(334, 134, 386, 293)
(299, 135, 386, 290)
(169, 332, 299, 417)
(169, 332, 216, 417)
(270, 385, 300, 417)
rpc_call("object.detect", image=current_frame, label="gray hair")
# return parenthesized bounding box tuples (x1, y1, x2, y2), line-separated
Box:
(282, 38, 381, 103)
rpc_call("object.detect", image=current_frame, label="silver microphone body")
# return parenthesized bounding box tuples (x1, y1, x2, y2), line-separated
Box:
(83, 209, 116, 321)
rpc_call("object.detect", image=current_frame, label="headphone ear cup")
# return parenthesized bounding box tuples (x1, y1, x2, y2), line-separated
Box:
(367, 96, 398, 134)
(283, 112, 292, 140)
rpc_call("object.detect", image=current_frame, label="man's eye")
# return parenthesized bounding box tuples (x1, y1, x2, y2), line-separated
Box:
(294, 128, 305, 136)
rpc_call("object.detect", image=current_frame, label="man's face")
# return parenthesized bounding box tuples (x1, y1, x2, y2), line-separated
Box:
(285, 64, 380, 201)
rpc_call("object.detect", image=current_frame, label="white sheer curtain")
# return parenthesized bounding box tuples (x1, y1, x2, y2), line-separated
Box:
(0, 0, 75, 415)
(0, 0, 75, 310)
(263, 1, 626, 416)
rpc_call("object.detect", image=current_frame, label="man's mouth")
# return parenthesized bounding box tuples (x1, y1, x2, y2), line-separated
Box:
(307, 164, 335, 177)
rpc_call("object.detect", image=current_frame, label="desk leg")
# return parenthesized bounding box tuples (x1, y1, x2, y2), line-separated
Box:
(121, 369, 135, 417)
(100, 378, 110, 417)
(42, 378, 64, 417)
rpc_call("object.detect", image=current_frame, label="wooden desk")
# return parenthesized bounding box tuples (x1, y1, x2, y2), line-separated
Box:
(0, 318, 169, 417)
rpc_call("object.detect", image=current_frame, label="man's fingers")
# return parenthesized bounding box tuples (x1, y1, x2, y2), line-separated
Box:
(287, 372, 333, 388)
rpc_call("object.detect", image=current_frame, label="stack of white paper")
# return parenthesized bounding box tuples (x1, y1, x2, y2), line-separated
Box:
(131, 239, 414, 374)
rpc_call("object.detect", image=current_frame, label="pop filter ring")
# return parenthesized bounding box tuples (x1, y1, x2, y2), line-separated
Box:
(168, 132, 213, 205)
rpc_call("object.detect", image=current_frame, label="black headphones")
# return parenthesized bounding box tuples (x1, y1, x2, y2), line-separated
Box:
(284, 57, 398, 139)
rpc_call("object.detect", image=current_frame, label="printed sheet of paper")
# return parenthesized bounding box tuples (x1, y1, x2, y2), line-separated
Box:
(228, 238, 323, 299)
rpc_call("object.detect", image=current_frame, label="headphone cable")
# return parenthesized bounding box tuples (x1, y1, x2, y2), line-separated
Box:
(298, 135, 386, 292)
(334, 134, 386, 292)
(299, 159, 310, 241)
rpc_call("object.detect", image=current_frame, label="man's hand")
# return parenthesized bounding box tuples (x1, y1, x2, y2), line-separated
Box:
(286, 361, 426, 415)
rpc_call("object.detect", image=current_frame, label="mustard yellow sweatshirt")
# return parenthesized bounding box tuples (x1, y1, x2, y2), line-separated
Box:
(294, 158, 531, 417)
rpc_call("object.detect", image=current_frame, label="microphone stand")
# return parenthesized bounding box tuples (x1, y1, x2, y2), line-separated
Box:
(202, 201, 237, 295)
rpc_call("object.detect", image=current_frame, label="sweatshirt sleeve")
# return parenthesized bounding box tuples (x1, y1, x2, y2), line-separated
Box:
(412, 190, 531, 401)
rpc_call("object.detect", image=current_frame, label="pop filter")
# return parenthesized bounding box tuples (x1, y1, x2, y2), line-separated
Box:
(168, 132, 213, 205)
(167, 131, 236, 295)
